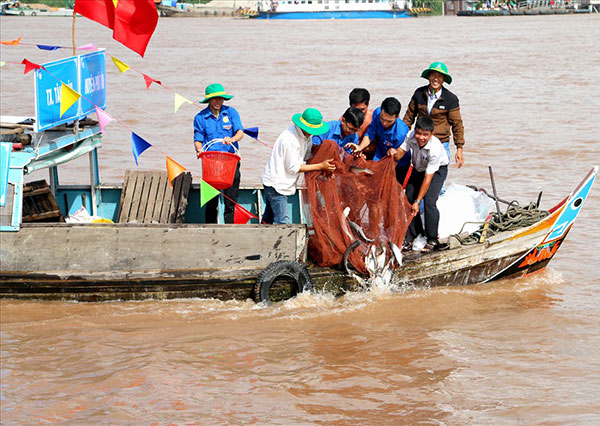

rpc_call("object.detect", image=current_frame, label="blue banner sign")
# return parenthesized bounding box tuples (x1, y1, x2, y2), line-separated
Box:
(34, 50, 106, 132)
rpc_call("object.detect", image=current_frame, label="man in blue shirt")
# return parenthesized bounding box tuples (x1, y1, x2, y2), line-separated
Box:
(193, 83, 244, 224)
(346, 97, 411, 185)
(312, 107, 364, 153)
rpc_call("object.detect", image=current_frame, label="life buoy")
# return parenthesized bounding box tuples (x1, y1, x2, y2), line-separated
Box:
(253, 261, 313, 303)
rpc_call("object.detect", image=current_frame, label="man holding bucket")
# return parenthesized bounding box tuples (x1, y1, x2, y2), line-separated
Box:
(193, 83, 244, 224)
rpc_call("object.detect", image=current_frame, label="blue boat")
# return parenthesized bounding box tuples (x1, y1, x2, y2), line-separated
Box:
(254, 0, 414, 19)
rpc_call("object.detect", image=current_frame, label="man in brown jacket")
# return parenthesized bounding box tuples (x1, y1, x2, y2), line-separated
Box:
(403, 62, 465, 168)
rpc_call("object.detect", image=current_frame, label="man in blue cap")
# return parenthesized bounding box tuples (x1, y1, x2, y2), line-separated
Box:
(261, 108, 336, 224)
(193, 83, 244, 224)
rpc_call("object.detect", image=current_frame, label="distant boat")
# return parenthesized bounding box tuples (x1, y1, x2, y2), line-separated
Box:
(254, 0, 414, 19)
(1, 1, 73, 17)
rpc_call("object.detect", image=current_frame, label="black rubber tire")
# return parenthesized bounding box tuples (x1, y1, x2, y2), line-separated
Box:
(253, 261, 313, 303)
(31, 11, 36, 16)
(19, 11, 24, 15)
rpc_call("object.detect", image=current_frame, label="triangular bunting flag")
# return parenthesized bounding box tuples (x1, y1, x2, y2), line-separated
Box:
(37, 44, 61, 51)
(77, 43, 97, 51)
(174, 93, 193, 113)
(21, 59, 44, 75)
(233, 204, 257, 224)
(142, 74, 161, 90)
(200, 180, 220, 208)
(131, 132, 152, 166)
(59, 84, 81, 117)
(166, 157, 187, 187)
(111, 56, 130, 73)
(112, 0, 119, 7)
(95, 107, 114, 134)
(1, 36, 22, 46)
(243, 127, 259, 139)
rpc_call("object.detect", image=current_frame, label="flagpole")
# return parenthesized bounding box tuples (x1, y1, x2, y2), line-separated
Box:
(72, 9, 79, 135)
(72, 10, 77, 56)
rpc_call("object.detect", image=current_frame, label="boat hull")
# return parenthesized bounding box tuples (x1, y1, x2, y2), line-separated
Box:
(256, 10, 412, 19)
(1, 167, 597, 302)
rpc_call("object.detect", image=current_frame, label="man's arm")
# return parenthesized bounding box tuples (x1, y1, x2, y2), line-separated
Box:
(411, 173, 434, 215)
(387, 147, 408, 161)
(448, 107, 465, 168)
(299, 159, 336, 173)
(402, 97, 418, 128)
(193, 115, 204, 156)
(224, 129, 244, 145)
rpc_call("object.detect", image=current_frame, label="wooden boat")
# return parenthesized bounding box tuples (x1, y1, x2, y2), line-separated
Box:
(1, 120, 597, 302)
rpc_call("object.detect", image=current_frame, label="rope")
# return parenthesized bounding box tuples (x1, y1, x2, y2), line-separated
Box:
(452, 201, 549, 245)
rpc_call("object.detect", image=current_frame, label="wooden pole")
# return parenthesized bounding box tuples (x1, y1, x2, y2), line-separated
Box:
(72, 10, 76, 56)
(72, 9, 78, 134)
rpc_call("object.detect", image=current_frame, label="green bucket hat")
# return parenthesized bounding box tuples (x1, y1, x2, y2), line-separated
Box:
(421, 62, 452, 84)
(201, 83, 234, 103)
(292, 108, 329, 136)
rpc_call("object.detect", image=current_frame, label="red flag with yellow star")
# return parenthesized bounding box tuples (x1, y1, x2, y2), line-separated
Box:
(74, 0, 158, 57)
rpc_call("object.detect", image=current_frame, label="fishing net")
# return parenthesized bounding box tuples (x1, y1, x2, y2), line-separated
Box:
(304, 140, 413, 275)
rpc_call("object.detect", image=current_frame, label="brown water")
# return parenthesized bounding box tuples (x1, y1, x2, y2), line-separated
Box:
(1, 14, 600, 425)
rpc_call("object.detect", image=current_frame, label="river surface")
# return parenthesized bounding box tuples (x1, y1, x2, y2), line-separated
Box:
(1, 14, 600, 425)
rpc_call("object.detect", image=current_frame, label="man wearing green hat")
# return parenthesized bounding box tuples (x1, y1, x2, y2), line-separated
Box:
(261, 108, 336, 224)
(194, 83, 244, 224)
(403, 62, 465, 168)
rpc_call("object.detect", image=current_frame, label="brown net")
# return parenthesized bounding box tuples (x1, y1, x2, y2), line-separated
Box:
(304, 140, 413, 275)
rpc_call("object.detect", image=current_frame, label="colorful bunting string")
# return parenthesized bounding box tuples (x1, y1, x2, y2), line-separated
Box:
(111, 56, 130, 73)
(234, 204, 258, 224)
(95, 106, 114, 134)
(131, 132, 152, 165)
(59, 83, 81, 117)
(174, 93, 193, 113)
(21, 59, 44, 74)
(37, 44, 61, 51)
(166, 157, 187, 186)
(200, 180, 221, 208)
(2, 49, 269, 221)
(1, 36, 22, 46)
(142, 74, 161, 90)
(77, 43, 97, 51)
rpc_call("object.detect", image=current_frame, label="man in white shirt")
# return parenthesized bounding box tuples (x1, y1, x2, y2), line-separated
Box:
(389, 116, 449, 251)
(262, 108, 336, 224)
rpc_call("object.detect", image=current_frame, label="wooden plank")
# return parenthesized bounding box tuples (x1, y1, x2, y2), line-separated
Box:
(21, 187, 50, 197)
(116, 170, 131, 221)
(168, 172, 185, 223)
(22, 210, 63, 222)
(119, 171, 141, 222)
(136, 171, 153, 222)
(143, 171, 162, 223)
(159, 176, 173, 223)
(129, 171, 146, 222)
(174, 172, 192, 223)
(152, 173, 168, 223)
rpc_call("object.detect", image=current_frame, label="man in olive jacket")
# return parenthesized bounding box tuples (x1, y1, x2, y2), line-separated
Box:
(403, 62, 465, 168)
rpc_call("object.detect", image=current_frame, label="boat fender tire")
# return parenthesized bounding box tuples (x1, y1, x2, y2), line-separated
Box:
(253, 260, 313, 303)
